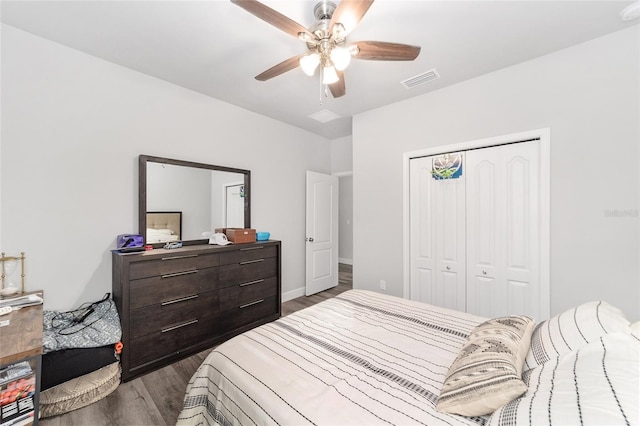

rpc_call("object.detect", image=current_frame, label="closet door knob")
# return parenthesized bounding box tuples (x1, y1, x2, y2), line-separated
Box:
(482, 270, 487, 275)
(446, 266, 451, 270)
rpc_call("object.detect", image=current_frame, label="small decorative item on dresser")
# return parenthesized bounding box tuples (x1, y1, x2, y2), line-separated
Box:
(221, 228, 256, 244)
(0, 252, 26, 296)
(256, 232, 270, 241)
(116, 234, 145, 253)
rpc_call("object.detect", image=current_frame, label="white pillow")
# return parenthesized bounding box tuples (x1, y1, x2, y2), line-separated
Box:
(147, 228, 174, 235)
(524, 301, 630, 371)
(489, 331, 639, 426)
(437, 315, 535, 416)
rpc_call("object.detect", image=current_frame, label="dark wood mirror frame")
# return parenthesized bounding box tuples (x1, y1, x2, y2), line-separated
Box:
(139, 155, 251, 247)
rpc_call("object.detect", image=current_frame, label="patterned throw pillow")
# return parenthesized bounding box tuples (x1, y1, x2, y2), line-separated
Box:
(489, 331, 639, 426)
(523, 301, 631, 371)
(437, 316, 535, 416)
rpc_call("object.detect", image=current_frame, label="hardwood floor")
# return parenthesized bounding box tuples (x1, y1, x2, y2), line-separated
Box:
(40, 264, 353, 426)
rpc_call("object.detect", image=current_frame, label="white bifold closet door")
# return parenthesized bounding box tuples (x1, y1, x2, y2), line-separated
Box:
(466, 141, 540, 318)
(409, 153, 466, 312)
(410, 140, 541, 319)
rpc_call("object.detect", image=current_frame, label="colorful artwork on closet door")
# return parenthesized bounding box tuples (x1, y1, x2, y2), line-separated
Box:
(432, 153, 463, 180)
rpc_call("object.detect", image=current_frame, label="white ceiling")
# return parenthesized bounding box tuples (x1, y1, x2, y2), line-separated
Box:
(2, 1, 637, 139)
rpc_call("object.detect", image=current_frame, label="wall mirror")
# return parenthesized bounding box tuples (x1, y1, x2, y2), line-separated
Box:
(139, 155, 250, 245)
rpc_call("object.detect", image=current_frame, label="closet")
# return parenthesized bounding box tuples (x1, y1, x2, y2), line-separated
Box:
(409, 139, 546, 320)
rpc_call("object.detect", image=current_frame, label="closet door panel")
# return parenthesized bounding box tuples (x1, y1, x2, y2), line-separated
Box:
(502, 142, 540, 283)
(434, 175, 466, 312)
(467, 141, 540, 318)
(503, 142, 540, 318)
(468, 276, 507, 318)
(410, 155, 465, 310)
(466, 148, 502, 317)
(410, 158, 436, 303)
(507, 280, 531, 318)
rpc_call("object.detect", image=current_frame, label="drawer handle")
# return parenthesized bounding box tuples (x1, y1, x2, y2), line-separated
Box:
(240, 279, 264, 287)
(239, 259, 264, 265)
(161, 254, 199, 261)
(161, 294, 198, 306)
(161, 319, 198, 333)
(240, 299, 264, 309)
(161, 270, 198, 279)
(240, 246, 264, 251)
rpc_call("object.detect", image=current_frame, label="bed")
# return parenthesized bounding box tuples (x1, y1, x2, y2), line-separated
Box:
(177, 290, 639, 426)
(146, 211, 181, 243)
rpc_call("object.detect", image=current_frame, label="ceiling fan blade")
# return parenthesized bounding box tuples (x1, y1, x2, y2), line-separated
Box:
(231, 0, 315, 40)
(351, 41, 421, 61)
(255, 54, 304, 81)
(329, 71, 346, 98)
(329, 0, 374, 37)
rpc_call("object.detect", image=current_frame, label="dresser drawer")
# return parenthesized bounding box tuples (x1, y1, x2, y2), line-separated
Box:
(130, 252, 219, 280)
(219, 277, 278, 312)
(129, 267, 218, 309)
(218, 296, 279, 331)
(219, 245, 277, 265)
(129, 290, 219, 339)
(129, 314, 218, 369)
(219, 257, 278, 288)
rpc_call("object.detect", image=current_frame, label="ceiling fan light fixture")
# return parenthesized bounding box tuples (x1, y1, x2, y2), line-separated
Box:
(330, 46, 351, 71)
(300, 53, 321, 76)
(322, 65, 339, 84)
(620, 1, 640, 21)
(332, 23, 346, 40)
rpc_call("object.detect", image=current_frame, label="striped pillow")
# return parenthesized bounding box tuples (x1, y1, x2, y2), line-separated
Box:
(489, 331, 639, 426)
(437, 316, 535, 416)
(523, 301, 631, 371)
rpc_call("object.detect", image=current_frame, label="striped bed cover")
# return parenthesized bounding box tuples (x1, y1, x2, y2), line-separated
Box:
(177, 290, 489, 426)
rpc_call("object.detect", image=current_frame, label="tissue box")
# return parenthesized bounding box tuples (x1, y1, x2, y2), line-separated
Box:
(221, 228, 256, 244)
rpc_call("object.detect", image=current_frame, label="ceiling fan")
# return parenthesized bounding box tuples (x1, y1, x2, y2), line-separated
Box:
(230, 0, 421, 98)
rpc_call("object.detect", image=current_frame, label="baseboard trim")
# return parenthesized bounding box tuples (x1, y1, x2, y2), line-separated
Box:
(282, 287, 306, 302)
(339, 258, 353, 265)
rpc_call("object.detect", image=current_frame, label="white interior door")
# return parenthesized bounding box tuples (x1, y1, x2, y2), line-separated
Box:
(306, 171, 339, 296)
(224, 183, 245, 228)
(410, 154, 466, 311)
(466, 141, 540, 319)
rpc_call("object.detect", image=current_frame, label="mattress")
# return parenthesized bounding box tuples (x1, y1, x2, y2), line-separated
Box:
(177, 289, 488, 425)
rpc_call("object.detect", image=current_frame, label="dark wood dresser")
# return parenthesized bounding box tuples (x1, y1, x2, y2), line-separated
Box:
(112, 241, 281, 381)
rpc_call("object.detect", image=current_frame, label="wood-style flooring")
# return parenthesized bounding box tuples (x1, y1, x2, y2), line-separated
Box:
(40, 264, 353, 426)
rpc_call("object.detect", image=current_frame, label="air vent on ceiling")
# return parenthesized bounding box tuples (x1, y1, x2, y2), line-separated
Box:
(401, 69, 440, 89)
(308, 109, 341, 123)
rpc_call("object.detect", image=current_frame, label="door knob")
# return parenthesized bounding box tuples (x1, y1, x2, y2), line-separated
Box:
(446, 266, 451, 270)
(306, 237, 314, 242)
(482, 270, 487, 275)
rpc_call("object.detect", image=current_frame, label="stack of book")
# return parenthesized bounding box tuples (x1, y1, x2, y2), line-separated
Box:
(0, 362, 36, 426)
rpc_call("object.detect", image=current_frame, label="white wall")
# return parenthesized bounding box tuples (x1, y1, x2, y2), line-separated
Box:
(331, 136, 354, 265)
(330, 136, 353, 173)
(353, 27, 640, 321)
(0, 25, 331, 310)
(338, 175, 353, 264)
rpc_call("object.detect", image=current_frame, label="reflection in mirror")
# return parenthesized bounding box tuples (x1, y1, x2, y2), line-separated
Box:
(139, 155, 250, 245)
